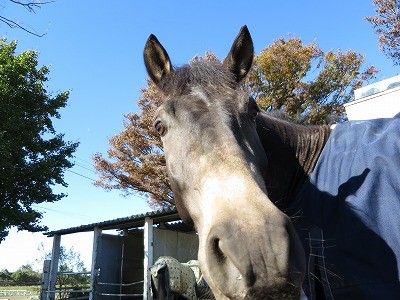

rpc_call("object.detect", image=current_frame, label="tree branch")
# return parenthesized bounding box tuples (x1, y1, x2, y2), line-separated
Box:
(9, 0, 55, 13)
(0, 15, 47, 37)
(0, 0, 54, 37)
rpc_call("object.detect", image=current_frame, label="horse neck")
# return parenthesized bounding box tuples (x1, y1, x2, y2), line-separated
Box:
(256, 113, 331, 209)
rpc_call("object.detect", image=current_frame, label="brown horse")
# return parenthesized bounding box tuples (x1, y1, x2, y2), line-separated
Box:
(144, 26, 330, 299)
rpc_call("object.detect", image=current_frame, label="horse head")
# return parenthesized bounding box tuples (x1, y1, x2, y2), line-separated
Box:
(144, 26, 306, 299)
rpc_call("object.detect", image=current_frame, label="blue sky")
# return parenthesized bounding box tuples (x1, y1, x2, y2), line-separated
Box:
(0, 0, 398, 271)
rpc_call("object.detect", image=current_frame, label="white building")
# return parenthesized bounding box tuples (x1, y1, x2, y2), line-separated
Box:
(344, 74, 400, 120)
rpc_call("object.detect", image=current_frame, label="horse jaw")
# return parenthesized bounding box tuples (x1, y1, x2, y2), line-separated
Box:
(183, 170, 306, 299)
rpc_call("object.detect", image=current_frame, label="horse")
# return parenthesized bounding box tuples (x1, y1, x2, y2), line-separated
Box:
(150, 256, 197, 300)
(150, 256, 212, 300)
(143, 26, 400, 299)
(143, 25, 310, 299)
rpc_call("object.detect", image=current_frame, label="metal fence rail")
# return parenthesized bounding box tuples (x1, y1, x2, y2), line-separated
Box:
(95, 280, 144, 298)
(44, 289, 91, 294)
(96, 280, 144, 287)
(57, 271, 91, 276)
(96, 292, 143, 297)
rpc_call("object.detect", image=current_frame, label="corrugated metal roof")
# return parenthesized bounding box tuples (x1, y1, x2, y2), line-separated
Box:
(45, 207, 180, 237)
(164, 221, 195, 232)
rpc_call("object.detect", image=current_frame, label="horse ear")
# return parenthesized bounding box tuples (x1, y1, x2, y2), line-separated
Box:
(144, 34, 173, 86)
(223, 25, 254, 83)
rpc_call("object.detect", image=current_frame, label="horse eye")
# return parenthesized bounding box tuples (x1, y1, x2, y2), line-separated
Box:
(248, 101, 260, 121)
(250, 107, 259, 118)
(154, 120, 167, 136)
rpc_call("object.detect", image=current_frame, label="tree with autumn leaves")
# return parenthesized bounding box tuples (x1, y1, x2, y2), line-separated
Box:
(247, 38, 377, 124)
(93, 82, 173, 208)
(366, 0, 400, 66)
(94, 37, 377, 209)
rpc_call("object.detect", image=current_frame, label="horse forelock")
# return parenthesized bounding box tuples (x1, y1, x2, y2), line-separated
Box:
(158, 60, 236, 97)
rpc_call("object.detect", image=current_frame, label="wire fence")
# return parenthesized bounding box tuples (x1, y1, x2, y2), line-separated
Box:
(0, 289, 38, 296)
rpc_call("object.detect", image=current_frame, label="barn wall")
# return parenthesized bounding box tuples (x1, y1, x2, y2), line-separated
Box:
(153, 228, 198, 263)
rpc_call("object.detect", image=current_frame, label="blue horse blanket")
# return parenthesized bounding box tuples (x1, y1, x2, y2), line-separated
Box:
(293, 116, 400, 299)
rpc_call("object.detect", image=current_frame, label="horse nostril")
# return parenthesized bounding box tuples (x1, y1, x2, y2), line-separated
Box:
(209, 235, 255, 288)
(212, 238, 225, 262)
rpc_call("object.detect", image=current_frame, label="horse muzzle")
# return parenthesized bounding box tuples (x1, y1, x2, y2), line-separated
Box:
(197, 208, 306, 300)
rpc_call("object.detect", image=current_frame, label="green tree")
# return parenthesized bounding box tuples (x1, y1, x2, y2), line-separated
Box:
(0, 39, 78, 242)
(11, 264, 41, 285)
(366, 0, 400, 65)
(247, 37, 378, 124)
(55, 246, 90, 300)
(94, 40, 377, 207)
(0, 269, 13, 283)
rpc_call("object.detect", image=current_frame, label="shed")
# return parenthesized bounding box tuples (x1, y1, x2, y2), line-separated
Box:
(41, 208, 198, 300)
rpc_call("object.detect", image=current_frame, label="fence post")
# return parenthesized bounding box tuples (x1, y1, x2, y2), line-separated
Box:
(89, 226, 102, 300)
(48, 234, 61, 300)
(41, 259, 51, 300)
(143, 217, 153, 300)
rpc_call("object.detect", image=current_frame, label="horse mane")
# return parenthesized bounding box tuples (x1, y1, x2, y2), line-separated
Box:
(158, 59, 236, 97)
(256, 112, 331, 208)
